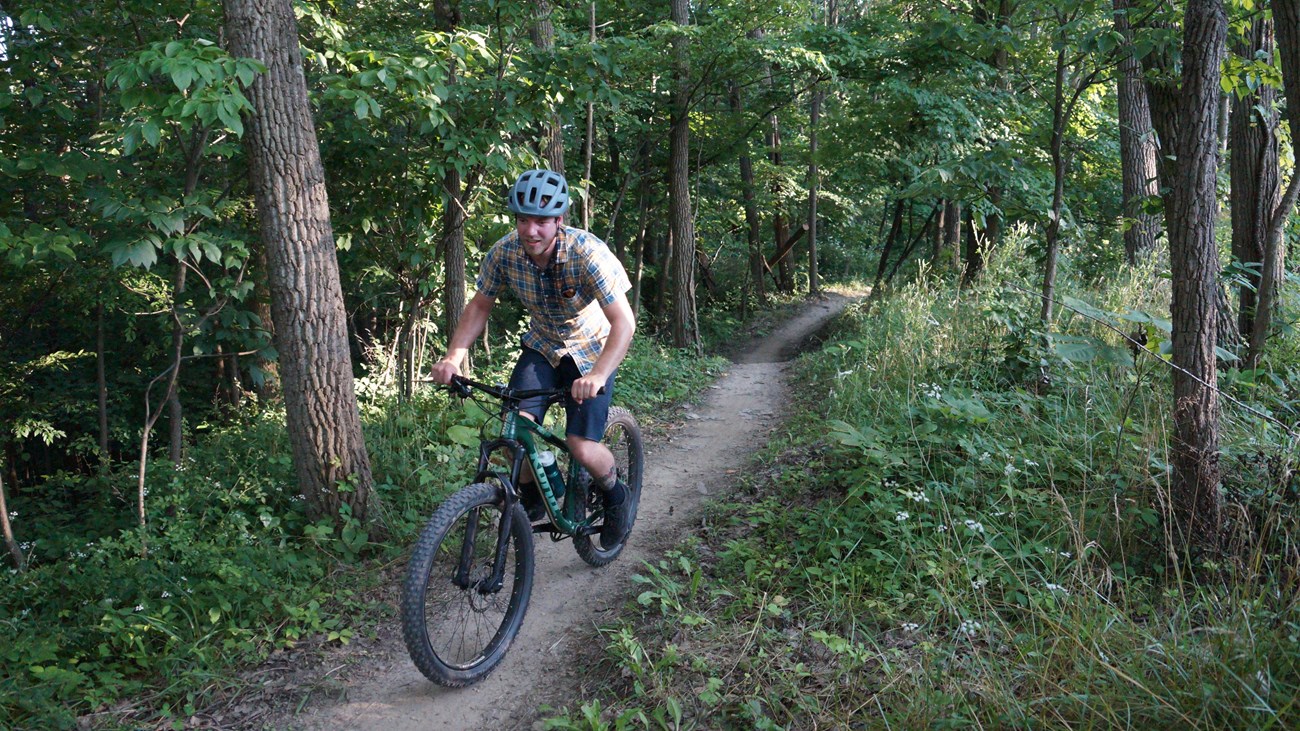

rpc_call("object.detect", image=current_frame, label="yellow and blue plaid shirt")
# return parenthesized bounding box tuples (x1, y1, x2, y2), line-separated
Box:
(476, 226, 631, 375)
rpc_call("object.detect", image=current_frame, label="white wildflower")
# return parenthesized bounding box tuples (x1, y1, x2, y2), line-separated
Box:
(135, 605, 145, 612)
(963, 519, 985, 534)
(979, 452, 991, 462)
(1059, 551, 1072, 558)
(895, 511, 910, 522)
(937, 524, 948, 533)
(7, 511, 15, 521)
(971, 579, 987, 590)
(1023, 459, 1039, 467)
(1045, 583, 1070, 595)
(1004, 463, 1018, 476)
(901, 622, 920, 632)
(160, 591, 172, 599)
(959, 619, 982, 637)
(903, 489, 930, 503)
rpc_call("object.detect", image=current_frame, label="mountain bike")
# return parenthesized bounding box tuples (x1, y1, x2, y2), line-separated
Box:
(401, 375, 644, 687)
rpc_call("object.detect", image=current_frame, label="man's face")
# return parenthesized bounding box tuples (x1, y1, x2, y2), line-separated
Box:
(515, 215, 562, 259)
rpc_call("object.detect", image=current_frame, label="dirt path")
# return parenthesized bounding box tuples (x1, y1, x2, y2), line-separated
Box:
(281, 294, 852, 731)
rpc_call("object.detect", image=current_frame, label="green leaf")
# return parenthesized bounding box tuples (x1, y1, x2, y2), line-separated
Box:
(446, 425, 479, 448)
(354, 97, 369, 119)
(142, 120, 161, 148)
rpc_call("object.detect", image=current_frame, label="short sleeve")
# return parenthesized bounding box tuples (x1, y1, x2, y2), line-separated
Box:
(475, 241, 507, 299)
(580, 239, 631, 307)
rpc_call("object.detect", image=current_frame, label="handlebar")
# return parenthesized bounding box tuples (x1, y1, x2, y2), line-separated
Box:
(423, 375, 602, 404)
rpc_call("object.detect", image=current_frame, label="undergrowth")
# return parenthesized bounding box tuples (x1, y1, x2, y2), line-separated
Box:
(0, 334, 725, 729)
(542, 232, 1300, 729)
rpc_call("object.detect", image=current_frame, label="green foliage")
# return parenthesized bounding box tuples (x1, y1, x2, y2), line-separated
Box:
(544, 241, 1300, 727)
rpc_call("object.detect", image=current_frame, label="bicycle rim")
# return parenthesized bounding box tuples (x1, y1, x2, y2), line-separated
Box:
(574, 407, 644, 566)
(401, 482, 534, 686)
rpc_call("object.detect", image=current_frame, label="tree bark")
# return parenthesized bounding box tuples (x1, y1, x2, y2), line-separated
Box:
(1167, 0, 1226, 551)
(668, 0, 698, 350)
(531, 0, 565, 174)
(943, 199, 961, 269)
(1245, 0, 1300, 368)
(731, 82, 767, 307)
(1, 467, 25, 571)
(1114, 0, 1162, 263)
(1229, 17, 1281, 348)
(95, 298, 109, 467)
(167, 264, 186, 463)
(807, 85, 824, 296)
(222, 0, 376, 525)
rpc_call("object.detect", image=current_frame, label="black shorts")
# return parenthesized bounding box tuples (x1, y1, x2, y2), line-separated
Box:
(508, 347, 615, 442)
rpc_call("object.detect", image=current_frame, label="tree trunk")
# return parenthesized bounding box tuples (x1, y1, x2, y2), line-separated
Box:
(943, 200, 961, 269)
(731, 84, 766, 307)
(0, 468, 23, 571)
(441, 167, 467, 357)
(531, 0, 565, 174)
(1245, 0, 1300, 368)
(167, 264, 186, 463)
(222, 0, 376, 526)
(668, 0, 698, 350)
(1041, 46, 1069, 325)
(1229, 17, 1281, 346)
(1114, 0, 1162, 263)
(1167, 0, 1226, 551)
(874, 200, 906, 293)
(96, 298, 109, 467)
(582, 2, 596, 229)
(807, 85, 823, 296)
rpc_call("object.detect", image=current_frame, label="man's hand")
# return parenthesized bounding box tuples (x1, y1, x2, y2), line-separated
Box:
(571, 372, 608, 404)
(428, 359, 461, 385)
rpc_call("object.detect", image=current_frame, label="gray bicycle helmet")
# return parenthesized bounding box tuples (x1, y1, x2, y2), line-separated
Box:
(506, 169, 570, 216)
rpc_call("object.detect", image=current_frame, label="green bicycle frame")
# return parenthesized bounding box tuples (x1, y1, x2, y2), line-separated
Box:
(496, 410, 592, 536)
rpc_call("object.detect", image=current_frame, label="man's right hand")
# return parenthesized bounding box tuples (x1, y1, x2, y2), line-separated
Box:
(428, 359, 461, 385)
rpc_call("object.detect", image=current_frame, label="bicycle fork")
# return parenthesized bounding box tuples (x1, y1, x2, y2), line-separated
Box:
(453, 439, 529, 594)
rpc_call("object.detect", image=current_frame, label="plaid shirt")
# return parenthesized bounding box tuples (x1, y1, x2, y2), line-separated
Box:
(476, 226, 631, 375)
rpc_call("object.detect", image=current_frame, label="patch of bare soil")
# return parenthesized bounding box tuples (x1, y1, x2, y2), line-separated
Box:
(242, 293, 855, 731)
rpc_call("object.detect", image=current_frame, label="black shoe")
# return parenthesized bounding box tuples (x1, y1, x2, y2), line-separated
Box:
(600, 480, 633, 550)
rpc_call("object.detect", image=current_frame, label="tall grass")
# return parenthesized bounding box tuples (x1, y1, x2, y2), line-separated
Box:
(543, 230, 1300, 729)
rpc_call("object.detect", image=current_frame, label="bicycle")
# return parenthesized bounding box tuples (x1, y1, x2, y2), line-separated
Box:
(401, 374, 644, 687)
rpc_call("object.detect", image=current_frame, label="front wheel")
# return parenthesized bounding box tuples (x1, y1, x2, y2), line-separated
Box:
(401, 482, 535, 686)
(573, 407, 644, 567)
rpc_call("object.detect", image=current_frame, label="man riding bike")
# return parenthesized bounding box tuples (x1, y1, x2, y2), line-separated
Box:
(428, 169, 637, 549)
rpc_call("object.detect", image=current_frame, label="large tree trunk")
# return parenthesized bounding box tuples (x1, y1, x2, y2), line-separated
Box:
(1114, 0, 1162, 262)
(252, 248, 281, 403)
(223, 0, 376, 526)
(1167, 0, 1226, 551)
(668, 0, 698, 349)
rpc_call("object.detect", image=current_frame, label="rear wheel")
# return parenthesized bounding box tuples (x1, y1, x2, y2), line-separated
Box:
(401, 482, 534, 686)
(573, 407, 644, 567)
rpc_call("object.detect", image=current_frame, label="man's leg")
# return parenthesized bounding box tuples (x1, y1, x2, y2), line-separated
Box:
(562, 363, 630, 548)
(509, 348, 557, 520)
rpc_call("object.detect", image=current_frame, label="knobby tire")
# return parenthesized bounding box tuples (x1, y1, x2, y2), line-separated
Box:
(401, 482, 535, 687)
(573, 406, 645, 567)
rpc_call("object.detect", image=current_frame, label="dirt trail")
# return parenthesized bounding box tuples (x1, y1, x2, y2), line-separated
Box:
(283, 294, 852, 731)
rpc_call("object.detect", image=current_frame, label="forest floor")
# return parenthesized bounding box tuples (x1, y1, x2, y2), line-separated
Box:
(242, 292, 856, 731)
